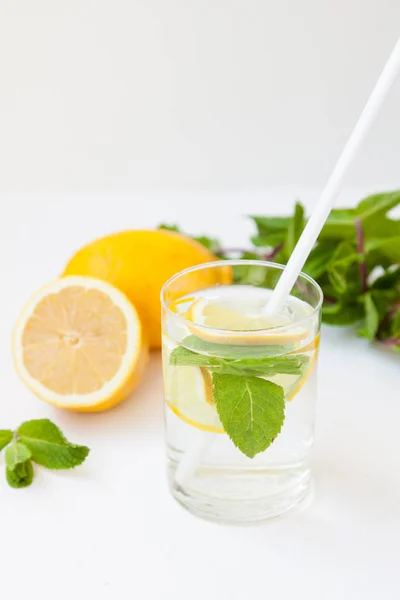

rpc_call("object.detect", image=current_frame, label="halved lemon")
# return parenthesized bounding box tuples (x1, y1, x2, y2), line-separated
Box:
(185, 297, 308, 345)
(162, 335, 224, 433)
(13, 276, 148, 411)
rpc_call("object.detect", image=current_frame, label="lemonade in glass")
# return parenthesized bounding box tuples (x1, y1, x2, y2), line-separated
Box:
(161, 261, 322, 524)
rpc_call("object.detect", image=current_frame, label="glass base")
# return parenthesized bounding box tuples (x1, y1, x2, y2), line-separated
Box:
(168, 460, 312, 525)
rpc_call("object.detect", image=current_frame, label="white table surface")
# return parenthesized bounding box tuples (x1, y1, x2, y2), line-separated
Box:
(1, 191, 399, 600)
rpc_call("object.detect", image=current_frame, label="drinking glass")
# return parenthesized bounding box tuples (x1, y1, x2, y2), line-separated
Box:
(161, 260, 322, 524)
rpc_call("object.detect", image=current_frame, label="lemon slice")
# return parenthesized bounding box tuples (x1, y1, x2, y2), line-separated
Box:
(162, 335, 224, 433)
(13, 276, 148, 411)
(186, 298, 308, 345)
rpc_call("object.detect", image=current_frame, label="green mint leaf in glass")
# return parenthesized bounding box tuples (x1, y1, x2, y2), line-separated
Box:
(233, 355, 308, 376)
(181, 335, 287, 359)
(6, 460, 34, 489)
(170, 346, 220, 368)
(0, 430, 13, 452)
(18, 419, 90, 470)
(5, 440, 32, 471)
(170, 345, 308, 378)
(213, 373, 285, 458)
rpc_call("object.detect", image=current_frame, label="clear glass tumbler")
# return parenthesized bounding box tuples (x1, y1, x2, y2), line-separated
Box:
(161, 260, 322, 524)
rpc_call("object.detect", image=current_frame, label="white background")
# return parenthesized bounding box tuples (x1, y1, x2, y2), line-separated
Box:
(0, 0, 399, 194)
(1, 2, 400, 599)
(1, 193, 400, 600)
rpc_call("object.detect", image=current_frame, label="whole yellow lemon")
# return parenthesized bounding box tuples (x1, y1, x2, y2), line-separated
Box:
(63, 230, 220, 349)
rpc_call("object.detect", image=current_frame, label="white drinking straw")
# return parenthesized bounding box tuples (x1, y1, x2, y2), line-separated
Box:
(175, 37, 400, 488)
(267, 37, 400, 314)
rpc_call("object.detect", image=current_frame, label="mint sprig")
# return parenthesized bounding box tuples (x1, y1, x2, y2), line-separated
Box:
(5, 440, 32, 471)
(169, 340, 307, 458)
(170, 344, 308, 378)
(0, 419, 89, 489)
(0, 430, 13, 452)
(18, 420, 89, 469)
(6, 460, 34, 488)
(213, 373, 285, 458)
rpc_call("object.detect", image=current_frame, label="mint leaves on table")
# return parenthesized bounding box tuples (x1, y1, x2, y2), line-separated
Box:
(6, 460, 34, 488)
(0, 430, 13, 451)
(0, 419, 89, 488)
(18, 420, 89, 469)
(159, 189, 400, 351)
(5, 440, 32, 470)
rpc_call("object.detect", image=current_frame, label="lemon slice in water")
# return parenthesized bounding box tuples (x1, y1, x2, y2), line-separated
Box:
(186, 297, 308, 345)
(162, 335, 224, 433)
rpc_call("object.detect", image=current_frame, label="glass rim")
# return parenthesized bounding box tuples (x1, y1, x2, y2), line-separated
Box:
(160, 259, 323, 335)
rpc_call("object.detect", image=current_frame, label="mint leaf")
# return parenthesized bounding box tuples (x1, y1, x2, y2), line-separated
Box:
(358, 294, 380, 340)
(285, 202, 305, 257)
(158, 224, 221, 253)
(5, 441, 31, 471)
(322, 301, 364, 325)
(182, 334, 287, 359)
(250, 215, 289, 248)
(0, 430, 13, 452)
(328, 253, 362, 295)
(303, 243, 336, 279)
(370, 289, 396, 319)
(159, 223, 181, 233)
(170, 345, 308, 377)
(6, 460, 34, 488)
(371, 266, 400, 290)
(327, 242, 362, 296)
(170, 346, 221, 368)
(251, 233, 287, 248)
(213, 373, 285, 458)
(391, 311, 400, 337)
(251, 215, 291, 236)
(366, 237, 400, 263)
(356, 191, 400, 222)
(234, 355, 308, 375)
(192, 235, 220, 253)
(18, 419, 90, 469)
(318, 209, 357, 241)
